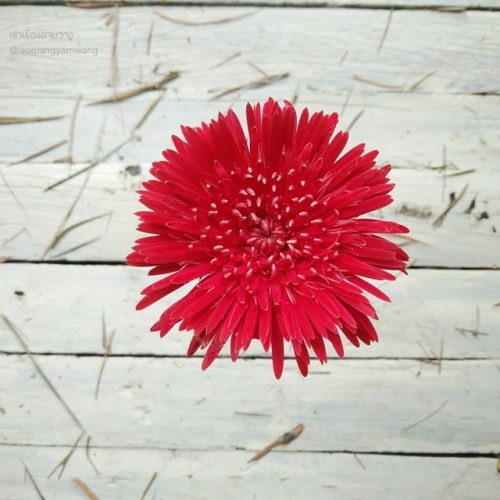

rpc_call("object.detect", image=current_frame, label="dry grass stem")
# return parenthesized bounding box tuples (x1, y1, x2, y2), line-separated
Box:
(403, 400, 448, 431)
(445, 168, 476, 178)
(353, 75, 402, 90)
(155, 10, 256, 26)
(7, 139, 67, 166)
(48, 431, 85, 479)
(90, 71, 180, 105)
(213, 72, 289, 100)
(3, 227, 32, 245)
(85, 436, 100, 475)
(95, 313, 116, 400)
(111, 6, 119, 97)
(68, 95, 82, 164)
(406, 70, 436, 92)
(0, 116, 65, 125)
(2, 314, 83, 430)
(45, 134, 134, 191)
(340, 87, 353, 116)
(41, 170, 91, 260)
(51, 237, 101, 259)
(140, 471, 158, 500)
(346, 109, 364, 132)
(146, 17, 154, 55)
(22, 461, 46, 500)
(0, 256, 11, 263)
(377, 9, 393, 53)
(212, 52, 241, 69)
(433, 183, 469, 227)
(135, 90, 165, 130)
(248, 423, 305, 463)
(73, 477, 99, 500)
(1, 169, 27, 215)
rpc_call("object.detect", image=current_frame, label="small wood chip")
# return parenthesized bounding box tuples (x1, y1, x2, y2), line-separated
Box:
(248, 423, 305, 463)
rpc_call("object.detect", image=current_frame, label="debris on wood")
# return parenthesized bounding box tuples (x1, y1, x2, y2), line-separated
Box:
(7, 139, 67, 166)
(212, 71, 289, 100)
(353, 75, 402, 90)
(406, 70, 436, 92)
(95, 312, 116, 400)
(346, 109, 364, 132)
(45, 134, 134, 191)
(0, 116, 65, 125)
(377, 9, 393, 53)
(48, 431, 85, 479)
(22, 461, 45, 500)
(1, 314, 83, 431)
(155, 10, 257, 26)
(211, 52, 241, 69)
(72, 477, 99, 500)
(403, 400, 448, 431)
(134, 90, 165, 130)
(140, 471, 158, 500)
(85, 436, 100, 475)
(68, 95, 82, 165)
(433, 183, 468, 227)
(248, 423, 305, 463)
(89, 71, 180, 105)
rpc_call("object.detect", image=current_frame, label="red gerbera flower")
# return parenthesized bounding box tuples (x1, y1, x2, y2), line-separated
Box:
(127, 98, 409, 378)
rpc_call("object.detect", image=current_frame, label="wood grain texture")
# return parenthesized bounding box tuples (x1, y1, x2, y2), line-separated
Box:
(1, 355, 499, 453)
(0, 446, 498, 500)
(1, 265, 499, 358)
(1, 7, 499, 98)
(2, 0, 498, 9)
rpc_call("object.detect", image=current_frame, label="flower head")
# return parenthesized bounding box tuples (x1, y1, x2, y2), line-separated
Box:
(127, 98, 409, 378)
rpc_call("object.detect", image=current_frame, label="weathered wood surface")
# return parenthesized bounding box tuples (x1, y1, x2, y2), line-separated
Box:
(1, 447, 498, 500)
(1, 355, 499, 452)
(2, 0, 498, 9)
(1, 265, 499, 358)
(2, 7, 499, 97)
(1, 1, 499, 499)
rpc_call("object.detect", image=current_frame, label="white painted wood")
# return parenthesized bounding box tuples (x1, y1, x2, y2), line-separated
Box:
(0, 446, 498, 500)
(1, 355, 499, 453)
(1, 93, 499, 172)
(1, 7, 499, 99)
(1, 160, 498, 266)
(1, 265, 499, 359)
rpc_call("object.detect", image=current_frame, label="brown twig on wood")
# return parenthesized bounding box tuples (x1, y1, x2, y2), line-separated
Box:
(111, 6, 119, 98)
(68, 95, 82, 164)
(140, 471, 158, 500)
(95, 312, 116, 400)
(48, 431, 85, 479)
(155, 9, 256, 26)
(1, 314, 83, 430)
(73, 477, 99, 500)
(45, 134, 134, 191)
(0, 115, 65, 125)
(346, 109, 364, 132)
(377, 9, 393, 53)
(134, 90, 165, 130)
(403, 400, 448, 431)
(248, 423, 305, 463)
(212, 71, 289, 100)
(7, 139, 67, 166)
(89, 71, 180, 105)
(432, 183, 468, 227)
(406, 70, 436, 92)
(353, 75, 402, 90)
(22, 461, 46, 499)
(85, 436, 100, 475)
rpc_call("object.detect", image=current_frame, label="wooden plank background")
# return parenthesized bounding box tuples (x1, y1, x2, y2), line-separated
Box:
(0, 1, 499, 499)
